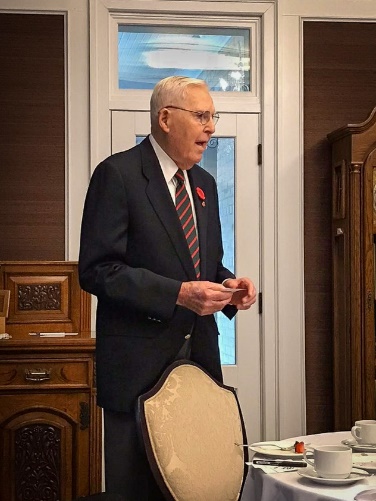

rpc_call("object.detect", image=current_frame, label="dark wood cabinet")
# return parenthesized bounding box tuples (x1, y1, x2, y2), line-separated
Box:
(0, 262, 101, 501)
(328, 108, 376, 431)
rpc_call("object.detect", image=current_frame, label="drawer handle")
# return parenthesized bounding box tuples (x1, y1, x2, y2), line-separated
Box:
(24, 368, 51, 382)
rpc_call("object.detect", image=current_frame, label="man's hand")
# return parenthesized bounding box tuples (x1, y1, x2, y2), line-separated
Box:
(222, 277, 257, 310)
(177, 281, 234, 316)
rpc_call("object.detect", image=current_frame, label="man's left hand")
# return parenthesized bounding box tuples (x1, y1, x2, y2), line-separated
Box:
(222, 277, 257, 310)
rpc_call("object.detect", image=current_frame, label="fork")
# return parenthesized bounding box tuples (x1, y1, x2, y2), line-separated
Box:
(235, 442, 296, 451)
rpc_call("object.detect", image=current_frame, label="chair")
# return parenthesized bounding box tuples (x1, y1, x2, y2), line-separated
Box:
(137, 360, 248, 501)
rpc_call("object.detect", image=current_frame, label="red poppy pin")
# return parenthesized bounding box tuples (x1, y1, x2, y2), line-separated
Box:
(196, 187, 206, 207)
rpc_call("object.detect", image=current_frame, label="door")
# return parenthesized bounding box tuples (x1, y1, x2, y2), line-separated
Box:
(111, 110, 261, 442)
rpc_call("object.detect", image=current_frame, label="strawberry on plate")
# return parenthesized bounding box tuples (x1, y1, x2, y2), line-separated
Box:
(294, 441, 305, 453)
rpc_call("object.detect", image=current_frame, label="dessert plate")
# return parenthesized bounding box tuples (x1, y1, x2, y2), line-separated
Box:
(342, 439, 376, 453)
(352, 453, 376, 472)
(298, 466, 366, 485)
(249, 442, 304, 459)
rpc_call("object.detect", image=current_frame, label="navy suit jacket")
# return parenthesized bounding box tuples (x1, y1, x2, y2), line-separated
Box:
(79, 137, 236, 412)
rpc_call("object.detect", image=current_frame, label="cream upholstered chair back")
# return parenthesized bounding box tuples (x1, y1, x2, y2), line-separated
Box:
(137, 360, 248, 501)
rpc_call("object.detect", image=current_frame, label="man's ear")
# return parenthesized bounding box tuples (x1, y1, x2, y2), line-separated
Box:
(158, 108, 170, 132)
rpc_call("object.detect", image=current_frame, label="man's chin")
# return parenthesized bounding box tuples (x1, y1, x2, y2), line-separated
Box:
(193, 154, 204, 166)
(180, 158, 202, 169)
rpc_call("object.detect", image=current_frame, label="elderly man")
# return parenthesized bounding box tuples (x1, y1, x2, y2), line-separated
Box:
(79, 76, 256, 500)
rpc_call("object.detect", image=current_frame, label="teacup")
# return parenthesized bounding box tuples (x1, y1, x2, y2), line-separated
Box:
(303, 445, 352, 479)
(351, 420, 376, 445)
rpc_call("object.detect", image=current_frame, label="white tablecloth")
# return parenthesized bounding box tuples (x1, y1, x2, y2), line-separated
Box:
(248, 431, 376, 501)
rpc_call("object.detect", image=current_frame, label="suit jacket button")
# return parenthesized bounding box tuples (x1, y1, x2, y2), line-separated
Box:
(184, 334, 191, 339)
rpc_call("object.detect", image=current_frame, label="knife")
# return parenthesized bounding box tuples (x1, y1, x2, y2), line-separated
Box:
(253, 459, 307, 467)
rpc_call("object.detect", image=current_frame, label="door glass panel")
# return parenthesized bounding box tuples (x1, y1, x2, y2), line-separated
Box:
(201, 138, 235, 364)
(118, 25, 251, 92)
(136, 135, 235, 364)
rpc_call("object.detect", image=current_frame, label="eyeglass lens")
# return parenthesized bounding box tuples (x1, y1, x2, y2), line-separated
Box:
(200, 111, 219, 125)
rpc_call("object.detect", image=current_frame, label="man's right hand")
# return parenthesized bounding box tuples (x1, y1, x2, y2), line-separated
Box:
(176, 281, 234, 316)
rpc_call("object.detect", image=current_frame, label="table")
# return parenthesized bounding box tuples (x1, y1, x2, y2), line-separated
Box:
(248, 431, 376, 501)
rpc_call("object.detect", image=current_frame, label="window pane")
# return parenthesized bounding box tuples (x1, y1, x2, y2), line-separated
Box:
(119, 25, 251, 92)
(199, 138, 235, 365)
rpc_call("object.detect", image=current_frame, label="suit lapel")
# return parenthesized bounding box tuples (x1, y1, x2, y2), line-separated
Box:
(139, 139, 197, 280)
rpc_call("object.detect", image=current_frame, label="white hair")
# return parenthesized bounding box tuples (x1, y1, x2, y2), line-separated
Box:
(150, 76, 209, 129)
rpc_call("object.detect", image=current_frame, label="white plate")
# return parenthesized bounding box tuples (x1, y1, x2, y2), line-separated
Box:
(342, 439, 376, 453)
(298, 466, 366, 485)
(352, 453, 376, 472)
(249, 443, 304, 459)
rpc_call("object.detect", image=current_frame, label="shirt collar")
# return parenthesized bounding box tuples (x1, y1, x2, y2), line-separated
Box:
(149, 134, 187, 184)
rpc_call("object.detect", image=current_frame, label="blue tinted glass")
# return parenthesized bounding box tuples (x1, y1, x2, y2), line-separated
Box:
(199, 138, 235, 365)
(119, 26, 250, 92)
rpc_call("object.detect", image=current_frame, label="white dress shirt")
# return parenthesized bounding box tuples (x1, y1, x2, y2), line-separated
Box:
(149, 134, 199, 229)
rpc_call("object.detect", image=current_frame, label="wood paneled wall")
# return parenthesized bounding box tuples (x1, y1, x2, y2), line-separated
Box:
(303, 21, 376, 433)
(0, 13, 65, 260)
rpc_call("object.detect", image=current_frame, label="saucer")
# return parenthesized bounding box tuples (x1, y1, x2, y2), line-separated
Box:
(342, 439, 376, 453)
(298, 466, 366, 485)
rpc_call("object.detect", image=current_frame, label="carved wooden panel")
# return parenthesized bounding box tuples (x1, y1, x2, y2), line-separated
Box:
(0, 262, 91, 339)
(333, 160, 346, 220)
(1, 400, 80, 501)
(15, 423, 61, 501)
(10, 275, 68, 321)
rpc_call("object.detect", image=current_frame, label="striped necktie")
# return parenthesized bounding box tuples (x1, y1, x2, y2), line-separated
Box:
(174, 168, 200, 279)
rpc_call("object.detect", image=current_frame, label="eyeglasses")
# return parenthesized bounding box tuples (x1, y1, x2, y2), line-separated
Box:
(163, 105, 220, 126)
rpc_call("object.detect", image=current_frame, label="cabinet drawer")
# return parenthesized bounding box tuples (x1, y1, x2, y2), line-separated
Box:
(0, 359, 91, 389)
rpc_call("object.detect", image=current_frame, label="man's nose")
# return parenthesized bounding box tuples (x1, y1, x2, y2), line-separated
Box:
(204, 119, 215, 134)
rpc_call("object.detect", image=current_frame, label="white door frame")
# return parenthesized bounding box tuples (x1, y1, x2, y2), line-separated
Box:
(111, 110, 261, 442)
(90, 0, 280, 441)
